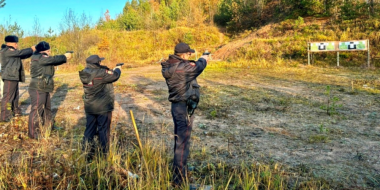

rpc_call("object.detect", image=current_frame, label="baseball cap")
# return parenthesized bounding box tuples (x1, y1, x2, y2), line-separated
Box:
(86, 55, 105, 64)
(174, 43, 195, 53)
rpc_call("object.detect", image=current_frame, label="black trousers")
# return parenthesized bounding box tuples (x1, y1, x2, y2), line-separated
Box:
(171, 101, 194, 185)
(1, 80, 21, 121)
(28, 89, 52, 139)
(83, 112, 112, 156)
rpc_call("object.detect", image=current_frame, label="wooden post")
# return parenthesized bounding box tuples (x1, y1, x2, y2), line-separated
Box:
(367, 39, 370, 67)
(337, 51, 340, 67)
(130, 110, 150, 178)
(308, 43, 310, 65)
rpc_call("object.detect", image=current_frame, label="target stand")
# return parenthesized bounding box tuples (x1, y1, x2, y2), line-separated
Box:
(308, 40, 370, 67)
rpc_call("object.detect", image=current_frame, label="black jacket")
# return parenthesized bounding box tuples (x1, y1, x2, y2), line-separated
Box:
(79, 63, 121, 114)
(161, 55, 207, 102)
(0, 45, 4, 74)
(0, 46, 33, 82)
(29, 52, 67, 92)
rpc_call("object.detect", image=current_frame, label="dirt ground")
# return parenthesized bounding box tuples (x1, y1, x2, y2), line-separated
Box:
(1, 64, 380, 189)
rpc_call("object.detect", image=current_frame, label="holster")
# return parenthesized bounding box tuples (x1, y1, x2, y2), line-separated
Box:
(187, 95, 199, 117)
(42, 74, 52, 85)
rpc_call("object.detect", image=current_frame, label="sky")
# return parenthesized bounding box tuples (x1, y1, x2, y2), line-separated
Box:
(0, 0, 127, 36)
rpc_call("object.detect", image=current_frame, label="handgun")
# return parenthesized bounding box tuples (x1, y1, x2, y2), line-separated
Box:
(116, 63, 124, 66)
(203, 50, 210, 55)
(66, 51, 74, 53)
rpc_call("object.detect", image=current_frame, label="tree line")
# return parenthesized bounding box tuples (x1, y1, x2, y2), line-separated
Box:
(1, 0, 380, 68)
(215, 0, 380, 31)
(95, 0, 380, 32)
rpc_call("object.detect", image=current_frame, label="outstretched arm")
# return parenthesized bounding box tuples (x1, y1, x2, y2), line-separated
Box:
(101, 68, 121, 83)
(183, 58, 208, 83)
(7, 48, 33, 59)
(39, 55, 67, 66)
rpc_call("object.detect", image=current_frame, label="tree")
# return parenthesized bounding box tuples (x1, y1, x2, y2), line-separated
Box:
(0, 0, 5, 8)
(44, 27, 55, 39)
(119, 7, 143, 30)
(32, 16, 42, 43)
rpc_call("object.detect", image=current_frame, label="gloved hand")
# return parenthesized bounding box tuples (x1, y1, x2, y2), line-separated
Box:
(64, 53, 72, 59)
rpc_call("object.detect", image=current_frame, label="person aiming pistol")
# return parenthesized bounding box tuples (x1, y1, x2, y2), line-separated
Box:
(28, 41, 72, 139)
(79, 55, 122, 160)
(161, 42, 209, 186)
(0, 35, 36, 122)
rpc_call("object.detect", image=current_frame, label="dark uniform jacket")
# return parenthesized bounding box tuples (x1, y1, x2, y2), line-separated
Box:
(79, 63, 121, 114)
(161, 55, 207, 103)
(29, 53, 67, 92)
(0, 45, 5, 75)
(0, 46, 33, 82)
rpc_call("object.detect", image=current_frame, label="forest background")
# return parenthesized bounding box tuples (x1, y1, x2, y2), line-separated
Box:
(2, 0, 380, 69)
(1, 0, 380, 189)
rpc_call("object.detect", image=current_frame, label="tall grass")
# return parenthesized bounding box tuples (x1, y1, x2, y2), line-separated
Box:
(0, 115, 328, 189)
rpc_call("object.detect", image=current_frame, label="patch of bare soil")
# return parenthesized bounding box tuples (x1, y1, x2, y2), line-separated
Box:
(0, 65, 379, 189)
(212, 17, 332, 61)
(212, 24, 278, 60)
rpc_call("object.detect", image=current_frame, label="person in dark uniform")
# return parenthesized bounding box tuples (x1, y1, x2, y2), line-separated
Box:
(79, 55, 122, 159)
(0, 44, 6, 99)
(0, 35, 36, 122)
(161, 43, 209, 186)
(28, 41, 72, 139)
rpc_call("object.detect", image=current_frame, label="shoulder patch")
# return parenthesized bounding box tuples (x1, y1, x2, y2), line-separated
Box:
(106, 70, 113, 74)
(9, 49, 14, 51)
(189, 62, 196, 66)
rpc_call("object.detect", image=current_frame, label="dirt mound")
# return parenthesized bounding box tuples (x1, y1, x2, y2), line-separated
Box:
(211, 17, 332, 61)
(212, 24, 276, 60)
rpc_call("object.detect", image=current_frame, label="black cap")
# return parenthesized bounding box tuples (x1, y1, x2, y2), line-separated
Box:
(35, 41, 50, 52)
(5, 35, 18, 43)
(174, 43, 195, 54)
(86, 55, 105, 64)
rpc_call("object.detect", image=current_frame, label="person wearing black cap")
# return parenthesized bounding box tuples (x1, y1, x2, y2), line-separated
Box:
(0, 35, 36, 122)
(161, 42, 209, 186)
(79, 55, 122, 159)
(27, 41, 72, 139)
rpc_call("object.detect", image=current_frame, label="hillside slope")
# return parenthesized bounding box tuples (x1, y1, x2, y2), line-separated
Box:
(213, 17, 380, 67)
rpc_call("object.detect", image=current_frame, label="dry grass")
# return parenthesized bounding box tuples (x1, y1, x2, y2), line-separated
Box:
(1, 61, 380, 189)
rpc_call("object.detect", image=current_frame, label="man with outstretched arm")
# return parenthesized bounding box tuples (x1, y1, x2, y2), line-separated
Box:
(161, 42, 209, 186)
(0, 35, 36, 122)
(28, 41, 72, 139)
(79, 55, 122, 160)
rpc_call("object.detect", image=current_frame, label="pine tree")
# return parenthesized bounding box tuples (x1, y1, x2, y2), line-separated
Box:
(0, 0, 5, 8)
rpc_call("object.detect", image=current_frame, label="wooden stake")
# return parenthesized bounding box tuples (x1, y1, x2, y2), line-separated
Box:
(130, 110, 150, 178)
(130, 110, 143, 152)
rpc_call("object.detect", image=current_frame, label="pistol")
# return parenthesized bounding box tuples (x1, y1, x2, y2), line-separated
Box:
(116, 63, 124, 66)
(66, 51, 74, 53)
(203, 50, 210, 56)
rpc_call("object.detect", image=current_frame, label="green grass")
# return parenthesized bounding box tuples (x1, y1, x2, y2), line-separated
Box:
(308, 135, 330, 143)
